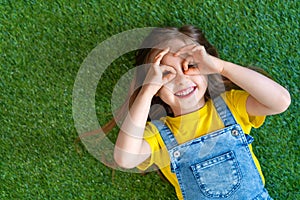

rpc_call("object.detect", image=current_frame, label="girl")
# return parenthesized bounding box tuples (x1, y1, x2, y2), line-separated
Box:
(111, 26, 290, 199)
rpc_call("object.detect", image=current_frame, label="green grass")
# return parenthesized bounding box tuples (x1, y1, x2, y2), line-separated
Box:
(1, 0, 299, 199)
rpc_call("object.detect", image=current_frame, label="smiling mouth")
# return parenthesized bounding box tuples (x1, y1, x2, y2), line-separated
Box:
(174, 86, 196, 97)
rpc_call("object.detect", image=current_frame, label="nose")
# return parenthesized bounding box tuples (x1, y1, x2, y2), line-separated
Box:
(174, 70, 188, 85)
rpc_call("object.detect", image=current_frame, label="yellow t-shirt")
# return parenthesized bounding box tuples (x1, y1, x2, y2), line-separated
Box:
(138, 90, 266, 200)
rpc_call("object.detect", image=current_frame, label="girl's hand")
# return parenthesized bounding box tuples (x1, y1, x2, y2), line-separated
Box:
(174, 44, 223, 75)
(143, 47, 176, 96)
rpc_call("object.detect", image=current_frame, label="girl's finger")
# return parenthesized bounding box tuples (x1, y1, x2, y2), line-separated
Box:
(154, 47, 170, 62)
(163, 73, 176, 83)
(182, 56, 194, 71)
(174, 44, 196, 56)
(191, 45, 205, 53)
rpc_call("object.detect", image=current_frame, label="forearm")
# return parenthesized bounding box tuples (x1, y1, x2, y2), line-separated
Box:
(214, 57, 290, 115)
(114, 87, 153, 168)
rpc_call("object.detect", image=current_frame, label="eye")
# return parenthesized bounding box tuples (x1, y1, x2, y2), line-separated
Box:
(188, 63, 198, 68)
(162, 71, 171, 76)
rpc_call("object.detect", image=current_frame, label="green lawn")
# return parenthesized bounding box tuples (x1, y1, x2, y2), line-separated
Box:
(1, 0, 299, 199)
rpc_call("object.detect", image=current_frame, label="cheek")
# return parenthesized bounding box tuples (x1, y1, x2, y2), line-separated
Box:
(160, 80, 175, 93)
(157, 86, 175, 103)
(195, 76, 208, 87)
(158, 85, 173, 97)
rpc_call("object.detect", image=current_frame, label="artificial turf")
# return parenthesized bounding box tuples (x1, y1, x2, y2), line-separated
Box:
(1, 0, 299, 199)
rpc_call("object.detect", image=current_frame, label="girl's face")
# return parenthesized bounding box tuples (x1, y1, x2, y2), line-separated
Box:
(154, 39, 208, 116)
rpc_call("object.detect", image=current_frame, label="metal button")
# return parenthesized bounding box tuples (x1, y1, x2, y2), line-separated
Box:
(173, 151, 180, 158)
(231, 129, 239, 136)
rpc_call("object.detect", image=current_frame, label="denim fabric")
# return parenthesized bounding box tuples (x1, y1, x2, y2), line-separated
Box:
(152, 96, 273, 200)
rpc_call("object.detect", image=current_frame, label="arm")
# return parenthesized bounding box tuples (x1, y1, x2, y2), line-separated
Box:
(114, 88, 153, 169)
(114, 48, 176, 169)
(214, 57, 291, 116)
(175, 44, 291, 116)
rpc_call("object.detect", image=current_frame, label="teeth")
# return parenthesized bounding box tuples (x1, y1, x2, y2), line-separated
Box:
(175, 87, 195, 96)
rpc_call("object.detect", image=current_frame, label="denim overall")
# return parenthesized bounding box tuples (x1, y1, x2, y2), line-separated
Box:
(152, 96, 272, 200)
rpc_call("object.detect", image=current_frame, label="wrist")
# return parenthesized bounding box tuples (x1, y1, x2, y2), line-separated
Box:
(219, 65, 225, 75)
(210, 56, 224, 74)
(140, 85, 159, 98)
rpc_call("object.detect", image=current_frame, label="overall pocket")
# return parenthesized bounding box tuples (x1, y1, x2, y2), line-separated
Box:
(190, 151, 241, 198)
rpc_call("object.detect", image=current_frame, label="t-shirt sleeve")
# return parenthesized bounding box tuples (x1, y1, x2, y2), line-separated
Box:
(224, 90, 266, 133)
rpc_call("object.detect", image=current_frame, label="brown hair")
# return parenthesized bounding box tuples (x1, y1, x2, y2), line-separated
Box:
(100, 26, 231, 133)
(101, 25, 268, 134)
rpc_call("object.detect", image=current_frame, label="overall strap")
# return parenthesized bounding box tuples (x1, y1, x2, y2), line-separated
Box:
(152, 96, 237, 150)
(151, 120, 178, 150)
(213, 96, 237, 127)
(213, 96, 254, 144)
